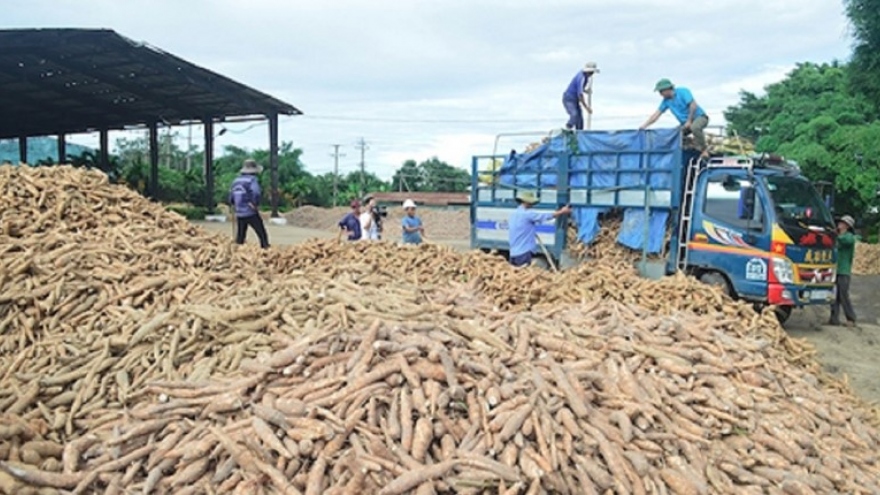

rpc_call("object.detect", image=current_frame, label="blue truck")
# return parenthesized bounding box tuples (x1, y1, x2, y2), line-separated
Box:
(470, 128, 838, 323)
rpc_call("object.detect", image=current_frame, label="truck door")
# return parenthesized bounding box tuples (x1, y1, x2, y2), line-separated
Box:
(689, 170, 770, 302)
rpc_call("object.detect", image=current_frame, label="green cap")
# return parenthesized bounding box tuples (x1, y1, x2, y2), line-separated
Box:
(516, 191, 539, 204)
(654, 78, 674, 92)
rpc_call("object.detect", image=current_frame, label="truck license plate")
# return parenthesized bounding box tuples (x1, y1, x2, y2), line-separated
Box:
(810, 290, 833, 301)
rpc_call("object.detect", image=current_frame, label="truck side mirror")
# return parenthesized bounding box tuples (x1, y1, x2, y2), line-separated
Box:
(738, 186, 756, 220)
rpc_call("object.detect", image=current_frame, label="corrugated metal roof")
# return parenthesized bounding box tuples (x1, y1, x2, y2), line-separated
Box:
(0, 28, 301, 139)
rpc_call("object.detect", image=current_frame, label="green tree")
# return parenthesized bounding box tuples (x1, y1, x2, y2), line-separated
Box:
(108, 135, 398, 208)
(391, 159, 422, 191)
(724, 63, 876, 145)
(65, 150, 122, 182)
(724, 62, 879, 214)
(846, 0, 880, 107)
(347, 171, 389, 200)
(390, 157, 471, 192)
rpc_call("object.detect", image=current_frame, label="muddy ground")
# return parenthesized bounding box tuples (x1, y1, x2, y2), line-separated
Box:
(197, 221, 880, 406)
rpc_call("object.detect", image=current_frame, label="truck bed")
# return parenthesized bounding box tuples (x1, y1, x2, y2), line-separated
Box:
(471, 128, 686, 261)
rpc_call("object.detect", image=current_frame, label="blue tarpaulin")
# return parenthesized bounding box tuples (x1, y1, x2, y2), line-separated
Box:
(498, 129, 680, 253)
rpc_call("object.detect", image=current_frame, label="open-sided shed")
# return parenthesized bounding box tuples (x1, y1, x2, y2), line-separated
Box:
(0, 28, 302, 215)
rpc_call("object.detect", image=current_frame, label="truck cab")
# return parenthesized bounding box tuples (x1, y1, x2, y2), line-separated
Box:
(686, 156, 837, 322)
(470, 128, 837, 323)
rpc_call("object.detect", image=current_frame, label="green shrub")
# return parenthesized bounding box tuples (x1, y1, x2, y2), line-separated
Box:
(166, 204, 207, 220)
(867, 234, 879, 244)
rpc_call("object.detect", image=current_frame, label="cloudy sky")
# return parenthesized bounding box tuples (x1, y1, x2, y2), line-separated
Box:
(5, 0, 853, 179)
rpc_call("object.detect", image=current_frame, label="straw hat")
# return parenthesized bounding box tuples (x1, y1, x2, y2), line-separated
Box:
(516, 191, 539, 204)
(402, 199, 417, 209)
(240, 159, 263, 174)
(840, 215, 855, 229)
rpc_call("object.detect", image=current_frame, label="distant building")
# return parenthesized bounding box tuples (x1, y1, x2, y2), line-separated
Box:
(0, 137, 93, 164)
(370, 192, 469, 210)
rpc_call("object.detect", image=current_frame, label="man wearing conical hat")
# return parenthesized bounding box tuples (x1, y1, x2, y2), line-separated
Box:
(562, 62, 599, 131)
(228, 159, 269, 249)
(508, 191, 572, 267)
(830, 214, 859, 327)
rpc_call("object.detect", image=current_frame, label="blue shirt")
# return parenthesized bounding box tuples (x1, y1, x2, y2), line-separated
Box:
(563, 71, 591, 100)
(402, 216, 423, 244)
(228, 174, 262, 217)
(658, 87, 706, 124)
(338, 212, 361, 241)
(509, 206, 554, 257)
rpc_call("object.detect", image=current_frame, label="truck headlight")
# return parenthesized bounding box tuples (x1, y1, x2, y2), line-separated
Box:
(772, 258, 795, 284)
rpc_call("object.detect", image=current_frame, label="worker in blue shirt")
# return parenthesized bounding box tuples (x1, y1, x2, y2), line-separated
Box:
(640, 79, 710, 157)
(562, 62, 599, 131)
(508, 191, 572, 267)
(400, 199, 425, 245)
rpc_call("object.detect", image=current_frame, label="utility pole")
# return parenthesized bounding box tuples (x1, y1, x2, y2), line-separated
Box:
(330, 144, 345, 207)
(355, 138, 369, 198)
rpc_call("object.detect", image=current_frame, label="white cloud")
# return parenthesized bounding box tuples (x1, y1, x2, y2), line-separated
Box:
(715, 65, 797, 100)
(3, 0, 853, 180)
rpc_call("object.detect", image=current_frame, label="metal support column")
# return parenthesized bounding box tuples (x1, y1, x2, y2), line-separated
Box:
(268, 113, 280, 217)
(57, 134, 66, 164)
(18, 137, 27, 164)
(203, 119, 215, 213)
(99, 129, 109, 171)
(149, 123, 160, 199)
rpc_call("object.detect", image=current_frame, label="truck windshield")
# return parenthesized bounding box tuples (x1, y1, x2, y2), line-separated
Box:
(765, 176, 834, 229)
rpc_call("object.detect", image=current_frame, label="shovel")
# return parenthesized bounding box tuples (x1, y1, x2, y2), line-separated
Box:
(535, 234, 559, 272)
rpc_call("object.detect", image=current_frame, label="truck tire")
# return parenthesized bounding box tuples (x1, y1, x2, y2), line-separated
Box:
(698, 271, 732, 298)
(774, 306, 792, 325)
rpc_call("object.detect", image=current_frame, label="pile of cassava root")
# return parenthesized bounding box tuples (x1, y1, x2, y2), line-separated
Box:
(854, 242, 880, 276)
(1, 164, 879, 494)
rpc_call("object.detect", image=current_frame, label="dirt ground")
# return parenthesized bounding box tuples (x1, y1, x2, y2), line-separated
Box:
(786, 277, 880, 405)
(196, 220, 472, 251)
(196, 220, 880, 406)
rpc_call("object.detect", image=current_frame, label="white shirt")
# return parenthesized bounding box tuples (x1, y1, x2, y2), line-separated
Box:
(359, 212, 373, 241)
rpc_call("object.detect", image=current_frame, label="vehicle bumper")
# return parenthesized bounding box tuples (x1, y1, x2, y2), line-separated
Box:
(768, 283, 835, 307)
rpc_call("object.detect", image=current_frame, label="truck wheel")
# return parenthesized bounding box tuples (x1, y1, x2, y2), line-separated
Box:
(774, 306, 792, 325)
(699, 271, 732, 298)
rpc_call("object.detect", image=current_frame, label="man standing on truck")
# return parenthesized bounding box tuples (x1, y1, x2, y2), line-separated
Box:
(640, 79, 710, 158)
(562, 62, 599, 131)
(830, 215, 858, 327)
(508, 191, 572, 267)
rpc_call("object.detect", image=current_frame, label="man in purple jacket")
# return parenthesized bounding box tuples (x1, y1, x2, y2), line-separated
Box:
(337, 199, 363, 241)
(562, 62, 599, 130)
(228, 159, 270, 248)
